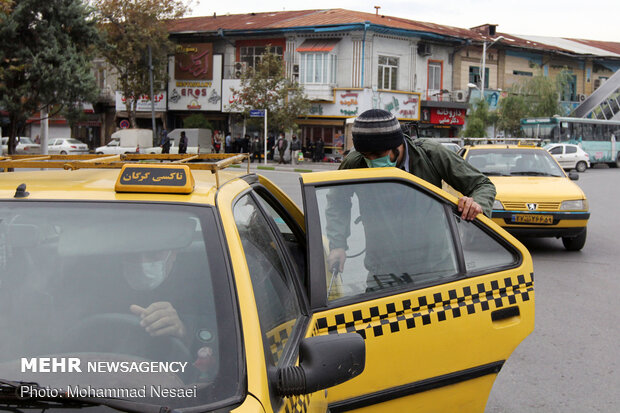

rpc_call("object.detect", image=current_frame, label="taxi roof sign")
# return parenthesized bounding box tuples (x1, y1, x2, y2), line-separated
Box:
(115, 164, 195, 194)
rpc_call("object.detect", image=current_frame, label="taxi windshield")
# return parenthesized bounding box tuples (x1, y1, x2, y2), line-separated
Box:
(0, 202, 240, 409)
(466, 148, 565, 177)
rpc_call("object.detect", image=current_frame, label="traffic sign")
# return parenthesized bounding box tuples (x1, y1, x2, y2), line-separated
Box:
(249, 109, 265, 117)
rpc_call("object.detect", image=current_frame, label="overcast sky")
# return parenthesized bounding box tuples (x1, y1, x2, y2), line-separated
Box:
(188, 0, 619, 42)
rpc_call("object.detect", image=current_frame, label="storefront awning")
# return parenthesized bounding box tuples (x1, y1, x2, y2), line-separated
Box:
(296, 39, 340, 52)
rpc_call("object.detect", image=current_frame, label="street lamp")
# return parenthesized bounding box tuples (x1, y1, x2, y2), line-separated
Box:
(480, 36, 504, 98)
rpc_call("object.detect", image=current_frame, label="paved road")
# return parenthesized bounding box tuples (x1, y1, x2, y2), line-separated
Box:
(258, 164, 619, 412)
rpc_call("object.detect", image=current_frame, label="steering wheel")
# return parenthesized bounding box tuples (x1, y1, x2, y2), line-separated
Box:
(62, 313, 192, 365)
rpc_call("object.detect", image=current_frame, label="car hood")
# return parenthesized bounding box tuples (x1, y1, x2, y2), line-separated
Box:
(489, 176, 586, 201)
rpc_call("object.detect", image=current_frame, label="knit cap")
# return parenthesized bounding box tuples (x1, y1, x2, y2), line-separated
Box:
(352, 109, 404, 152)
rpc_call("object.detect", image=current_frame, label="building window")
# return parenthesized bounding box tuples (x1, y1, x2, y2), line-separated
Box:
(240, 45, 284, 69)
(513, 70, 533, 77)
(469, 66, 489, 88)
(378, 56, 398, 90)
(428, 61, 443, 90)
(300, 53, 337, 84)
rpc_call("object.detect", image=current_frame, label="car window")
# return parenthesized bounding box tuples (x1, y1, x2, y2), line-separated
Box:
(454, 217, 517, 272)
(548, 146, 563, 155)
(566, 145, 577, 154)
(0, 202, 240, 409)
(254, 190, 306, 285)
(467, 148, 564, 177)
(233, 195, 302, 366)
(317, 181, 459, 301)
(67, 139, 83, 144)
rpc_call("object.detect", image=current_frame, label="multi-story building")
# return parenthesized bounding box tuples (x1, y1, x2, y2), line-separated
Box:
(85, 8, 620, 147)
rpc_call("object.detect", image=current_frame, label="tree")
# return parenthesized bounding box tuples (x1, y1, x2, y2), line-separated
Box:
(0, 0, 99, 154)
(183, 114, 213, 130)
(229, 50, 310, 135)
(93, 0, 187, 128)
(496, 68, 571, 137)
(463, 99, 494, 138)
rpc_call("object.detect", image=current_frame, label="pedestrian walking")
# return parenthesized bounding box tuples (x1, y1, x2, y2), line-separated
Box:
(290, 135, 301, 166)
(178, 131, 188, 154)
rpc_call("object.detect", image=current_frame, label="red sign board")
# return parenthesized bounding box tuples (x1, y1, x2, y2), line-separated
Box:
(429, 108, 465, 125)
(175, 43, 213, 81)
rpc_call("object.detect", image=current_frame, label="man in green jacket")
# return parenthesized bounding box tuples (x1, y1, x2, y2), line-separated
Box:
(327, 108, 495, 275)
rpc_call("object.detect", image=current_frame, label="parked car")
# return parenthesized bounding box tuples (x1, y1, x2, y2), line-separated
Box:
(94, 138, 121, 154)
(48, 138, 89, 155)
(460, 144, 589, 250)
(441, 142, 462, 153)
(0, 154, 535, 412)
(544, 143, 590, 172)
(1, 136, 41, 154)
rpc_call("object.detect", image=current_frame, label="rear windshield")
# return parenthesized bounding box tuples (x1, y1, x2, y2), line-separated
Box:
(66, 139, 84, 144)
(0, 202, 240, 409)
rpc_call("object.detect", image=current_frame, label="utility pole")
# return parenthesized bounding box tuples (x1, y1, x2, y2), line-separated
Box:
(148, 45, 156, 146)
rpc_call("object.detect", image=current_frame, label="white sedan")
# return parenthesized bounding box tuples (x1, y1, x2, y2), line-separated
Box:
(1, 136, 41, 154)
(48, 138, 89, 155)
(545, 143, 590, 172)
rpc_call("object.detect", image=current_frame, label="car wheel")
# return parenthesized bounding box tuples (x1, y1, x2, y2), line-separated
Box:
(96, 151, 103, 154)
(562, 228, 587, 251)
(576, 161, 587, 172)
(615, 153, 620, 168)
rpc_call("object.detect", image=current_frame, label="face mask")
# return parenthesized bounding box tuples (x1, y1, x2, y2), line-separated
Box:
(364, 154, 396, 168)
(124, 251, 172, 290)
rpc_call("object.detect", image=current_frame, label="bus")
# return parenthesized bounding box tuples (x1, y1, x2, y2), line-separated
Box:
(520, 116, 620, 167)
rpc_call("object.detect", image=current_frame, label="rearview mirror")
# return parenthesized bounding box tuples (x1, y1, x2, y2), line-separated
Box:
(276, 333, 365, 396)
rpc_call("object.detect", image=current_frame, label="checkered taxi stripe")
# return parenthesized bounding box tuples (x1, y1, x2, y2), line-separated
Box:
(283, 394, 311, 413)
(266, 319, 296, 362)
(313, 273, 534, 339)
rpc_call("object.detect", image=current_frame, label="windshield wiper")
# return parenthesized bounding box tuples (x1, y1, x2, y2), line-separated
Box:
(481, 171, 506, 176)
(510, 171, 553, 176)
(0, 379, 170, 413)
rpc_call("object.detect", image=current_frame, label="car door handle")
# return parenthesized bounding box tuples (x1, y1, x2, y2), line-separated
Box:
(491, 306, 520, 322)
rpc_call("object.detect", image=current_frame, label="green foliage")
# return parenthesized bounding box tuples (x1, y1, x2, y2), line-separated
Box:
(183, 114, 213, 130)
(0, 0, 100, 153)
(463, 99, 492, 138)
(496, 68, 571, 137)
(93, 0, 187, 128)
(229, 49, 311, 133)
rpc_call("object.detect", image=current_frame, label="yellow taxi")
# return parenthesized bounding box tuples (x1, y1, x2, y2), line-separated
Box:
(460, 144, 590, 250)
(0, 154, 534, 412)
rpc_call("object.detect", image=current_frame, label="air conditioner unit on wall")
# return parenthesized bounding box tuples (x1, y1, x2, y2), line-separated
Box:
(292, 64, 299, 75)
(417, 43, 432, 56)
(452, 90, 467, 102)
(577, 93, 587, 102)
(233, 61, 247, 79)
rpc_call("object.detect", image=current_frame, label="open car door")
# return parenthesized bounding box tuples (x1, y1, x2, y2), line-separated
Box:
(301, 167, 535, 412)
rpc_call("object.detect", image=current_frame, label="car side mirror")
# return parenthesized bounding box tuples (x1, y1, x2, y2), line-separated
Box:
(568, 171, 579, 180)
(276, 333, 365, 397)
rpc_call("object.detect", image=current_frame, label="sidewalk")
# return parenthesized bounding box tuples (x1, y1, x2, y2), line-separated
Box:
(243, 160, 341, 173)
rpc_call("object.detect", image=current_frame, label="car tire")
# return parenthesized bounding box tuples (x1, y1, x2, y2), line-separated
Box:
(615, 153, 620, 168)
(60, 151, 67, 155)
(576, 161, 587, 172)
(562, 228, 587, 251)
(96, 151, 103, 154)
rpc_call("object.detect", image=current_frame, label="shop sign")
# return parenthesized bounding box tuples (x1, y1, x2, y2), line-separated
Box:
(306, 89, 421, 120)
(174, 43, 213, 81)
(115, 92, 167, 112)
(168, 55, 223, 111)
(430, 108, 466, 125)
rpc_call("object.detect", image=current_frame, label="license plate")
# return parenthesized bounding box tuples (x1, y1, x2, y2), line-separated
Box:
(512, 214, 553, 224)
